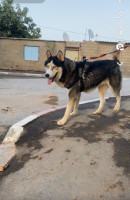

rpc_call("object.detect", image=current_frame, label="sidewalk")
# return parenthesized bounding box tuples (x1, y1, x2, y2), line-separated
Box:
(0, 96, 130, 200)
(0, 69, 45, 78)
(0, 69, 130, 79)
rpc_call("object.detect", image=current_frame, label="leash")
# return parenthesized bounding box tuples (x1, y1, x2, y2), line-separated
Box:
(85, 45, 129, 60)
(65, 45, 129, 90)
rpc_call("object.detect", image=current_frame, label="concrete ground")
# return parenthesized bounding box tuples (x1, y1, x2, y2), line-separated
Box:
(0, 96, 130, 200)
(0, 76, 130, 143)
(0, 75, 130, 200)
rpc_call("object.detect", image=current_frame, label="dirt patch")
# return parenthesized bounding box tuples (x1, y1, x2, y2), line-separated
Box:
(108, 138, 130, 175)
(44, 149, 53, 154)
(44, 96, 58, 105)
(1, 96, 129, 179)
(62, 122, 102, 143)
(0, 125, 10, 144)
(61, 110, 128, 143)
(1, 107, 12, 113)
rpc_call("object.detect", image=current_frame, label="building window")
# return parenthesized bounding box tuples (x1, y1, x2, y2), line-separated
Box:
(24, 46, 39, 61)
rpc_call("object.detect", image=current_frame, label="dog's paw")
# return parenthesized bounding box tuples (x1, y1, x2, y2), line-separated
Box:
(70, 111, 78, 117)
(113, 107, 120, 112)
(93, 110, 101, 115)
(113, 102, 120, 111)
(57, 119, 66, 126)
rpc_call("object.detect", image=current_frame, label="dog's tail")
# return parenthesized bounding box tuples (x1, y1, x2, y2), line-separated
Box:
(113, 50, 120, 61)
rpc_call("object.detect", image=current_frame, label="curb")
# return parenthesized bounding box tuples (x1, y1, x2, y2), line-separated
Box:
(3, 98, 103, 144)
(2, 94, 130, 144)
(0, 71, 45, 78)
(0, 95, 130, 171)
(0, 143, 15, 171)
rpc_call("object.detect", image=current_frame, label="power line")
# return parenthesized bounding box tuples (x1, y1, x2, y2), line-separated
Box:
(39, 25, 130, 42)
(39, 25, 86, 35)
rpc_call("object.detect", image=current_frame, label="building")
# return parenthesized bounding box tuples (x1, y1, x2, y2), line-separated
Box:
(0, 37, 130, 76)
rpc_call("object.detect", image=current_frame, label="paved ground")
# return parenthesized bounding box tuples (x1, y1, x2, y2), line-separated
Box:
(0, 76, 130, 143)
(0, 96, 130, 200)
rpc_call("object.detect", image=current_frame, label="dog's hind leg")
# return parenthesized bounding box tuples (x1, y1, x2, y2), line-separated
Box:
(110, 87, 121, 111)
(113, 95, 121, 111)
(70, 92, 81, 116)
(94, 85, 108, 115)
(109, 74, 122, 111)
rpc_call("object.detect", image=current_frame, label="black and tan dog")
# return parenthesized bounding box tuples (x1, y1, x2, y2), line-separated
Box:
(44, 50, 122, 125)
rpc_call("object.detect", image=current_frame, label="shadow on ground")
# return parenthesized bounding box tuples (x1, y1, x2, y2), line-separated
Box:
(0, 96, 130, 179)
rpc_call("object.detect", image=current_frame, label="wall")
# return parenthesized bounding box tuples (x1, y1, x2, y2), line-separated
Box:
(81, 41, 130, 76)
(0, 38, 129, 76)
(0, 38, 65, 72)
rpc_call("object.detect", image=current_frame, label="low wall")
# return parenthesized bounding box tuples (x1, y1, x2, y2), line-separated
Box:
(0, 38, 129, 76)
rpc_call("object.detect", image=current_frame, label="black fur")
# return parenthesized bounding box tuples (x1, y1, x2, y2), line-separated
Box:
(45, 51, 122, 125)
(45, 56, 122, 94)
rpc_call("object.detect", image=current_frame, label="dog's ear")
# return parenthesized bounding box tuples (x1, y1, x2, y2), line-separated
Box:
(57, 50, 64, 61)
(46, 50, 52, 60)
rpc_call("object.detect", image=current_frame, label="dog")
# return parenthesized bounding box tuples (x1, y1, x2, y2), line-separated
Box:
(44, 50, 122, 125)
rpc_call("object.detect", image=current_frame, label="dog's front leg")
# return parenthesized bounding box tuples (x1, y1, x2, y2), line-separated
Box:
(57, 97, 74, 125)
(70, 92, 81, 116)
(57, 88, 77, 126)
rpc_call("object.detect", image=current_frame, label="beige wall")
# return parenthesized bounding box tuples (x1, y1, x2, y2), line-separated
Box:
(0, 38, 65, 72)
(0, 38, 129, 76)
(81, 41, 130, 76)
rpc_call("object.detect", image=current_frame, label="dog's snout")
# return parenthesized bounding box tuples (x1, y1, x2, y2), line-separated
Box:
(45, 73, 49, 78)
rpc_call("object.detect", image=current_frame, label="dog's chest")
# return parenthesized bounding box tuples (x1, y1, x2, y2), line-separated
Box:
(55, 80, 65, 88)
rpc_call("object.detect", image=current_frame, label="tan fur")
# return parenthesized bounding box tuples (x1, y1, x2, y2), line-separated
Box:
(47, 61, 55, 69)
(46, 50, 52, 60)
(113, 50, 120, 60)
(94, 79, 121, 114)
(93, 84, 108, 115)
(57, 51, 64, 61)
(54, 67, 65, 88)
(57, 86, 80, 125)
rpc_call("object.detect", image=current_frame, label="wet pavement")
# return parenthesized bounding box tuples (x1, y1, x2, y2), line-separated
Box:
(0, 96, 130, 200)
(0, 77, 130, 145)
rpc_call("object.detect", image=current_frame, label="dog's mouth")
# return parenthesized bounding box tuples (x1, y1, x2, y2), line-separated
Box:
(47, 73, 57, 85)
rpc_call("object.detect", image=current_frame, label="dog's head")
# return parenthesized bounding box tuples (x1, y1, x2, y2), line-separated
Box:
(44, 50, 64, 85)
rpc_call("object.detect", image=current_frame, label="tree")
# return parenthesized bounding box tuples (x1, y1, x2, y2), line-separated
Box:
(0, 0, 41, 38)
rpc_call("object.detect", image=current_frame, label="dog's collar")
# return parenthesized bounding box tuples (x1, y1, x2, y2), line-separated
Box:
(66, 78, 80, 89)
(59, 64, 85, 90)
(59, 65, 67, 83)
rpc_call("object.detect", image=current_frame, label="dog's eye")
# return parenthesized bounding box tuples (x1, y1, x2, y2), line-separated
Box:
(52, 66, 57, 70)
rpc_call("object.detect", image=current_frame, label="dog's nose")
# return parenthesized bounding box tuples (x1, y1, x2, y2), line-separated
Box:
(45, 73, 49, 78)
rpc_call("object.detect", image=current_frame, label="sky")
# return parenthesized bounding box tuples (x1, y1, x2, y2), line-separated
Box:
(6, 0, 130, 42)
